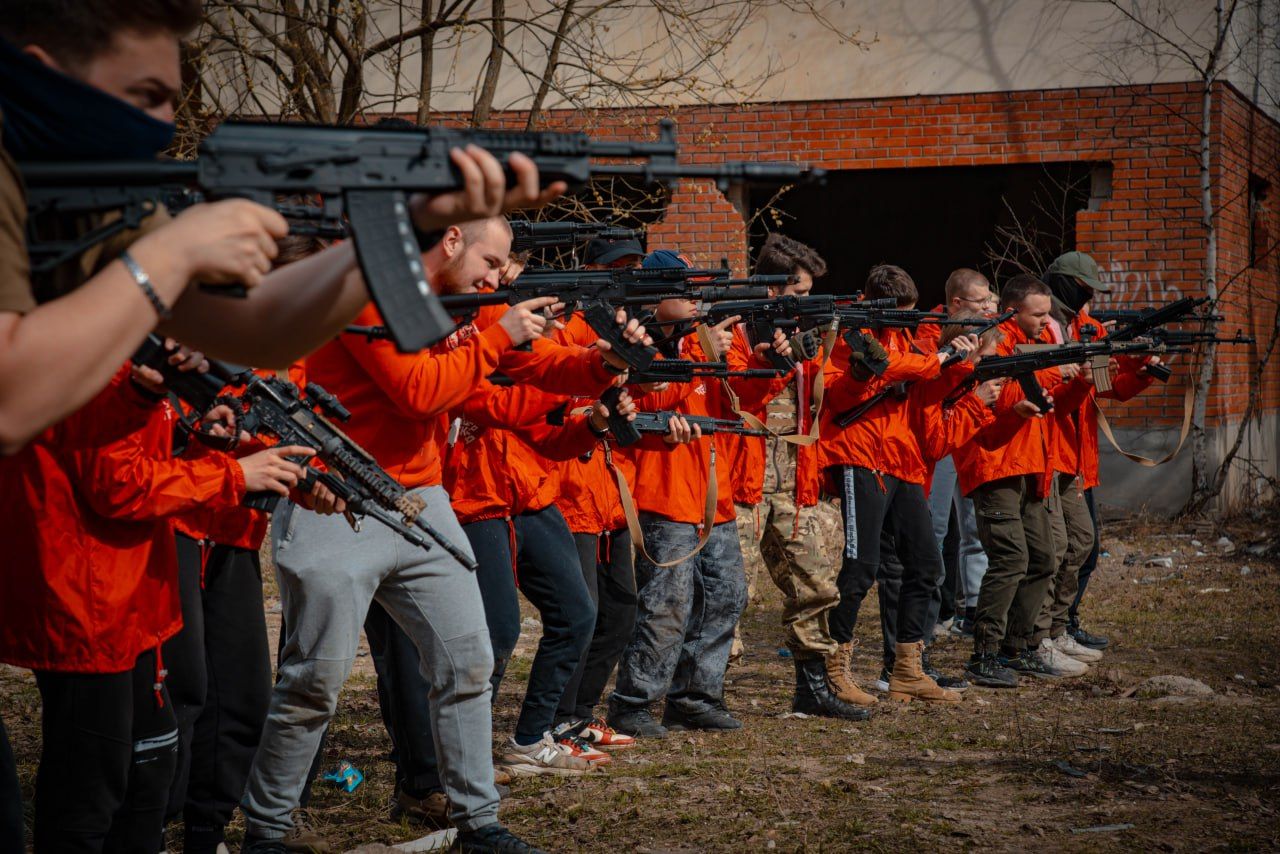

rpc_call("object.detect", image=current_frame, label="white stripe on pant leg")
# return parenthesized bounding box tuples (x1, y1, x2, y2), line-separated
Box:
(843, 466, 858, 560)
(134, 729, 179, 753)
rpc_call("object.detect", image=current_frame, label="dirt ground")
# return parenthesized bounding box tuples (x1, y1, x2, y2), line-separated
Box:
(3, 507, 1279, 852)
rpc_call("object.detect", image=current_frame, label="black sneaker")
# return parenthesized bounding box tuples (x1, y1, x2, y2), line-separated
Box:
(1003, 648, 1060, 679)
(452, 823, 547, 853)
(662, 703, 742, 732)
(607, 708, 668, 739)
(1069, 622, 1109, 650)
(241, 836, 289, 854)
(922, 649, 969, 691)
(964, 653, 1018, 688)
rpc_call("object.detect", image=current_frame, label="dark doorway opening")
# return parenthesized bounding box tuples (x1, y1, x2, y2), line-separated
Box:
(748, 162, 1101, 306)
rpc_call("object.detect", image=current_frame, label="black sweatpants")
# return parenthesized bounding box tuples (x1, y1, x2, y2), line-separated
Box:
(556, 528, 638, 724)
(34, 649, 177, 853)
(1, 713, 22, 853)
(828, 466, 939, 647)
(164, 534, 272, 848)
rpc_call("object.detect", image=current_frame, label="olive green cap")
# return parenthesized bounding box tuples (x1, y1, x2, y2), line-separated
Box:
(1044, 251, 1110, 292)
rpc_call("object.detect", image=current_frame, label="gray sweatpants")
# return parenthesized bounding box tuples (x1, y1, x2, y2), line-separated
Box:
(928, 454, 989, 610)
(241, 486, 497, 838)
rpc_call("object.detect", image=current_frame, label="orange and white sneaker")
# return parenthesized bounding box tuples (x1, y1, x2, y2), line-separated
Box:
(554, 732, 612, 765)
(581, 717, 636, 750)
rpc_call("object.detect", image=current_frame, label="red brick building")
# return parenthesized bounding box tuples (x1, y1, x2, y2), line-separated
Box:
(457, 79, 1276, 513)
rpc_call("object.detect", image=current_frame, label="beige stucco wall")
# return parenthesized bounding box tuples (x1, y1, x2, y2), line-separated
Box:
(206, 1, 1279, 118)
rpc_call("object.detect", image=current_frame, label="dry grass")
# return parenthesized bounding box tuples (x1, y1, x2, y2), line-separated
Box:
(3, 508, 1279, 852)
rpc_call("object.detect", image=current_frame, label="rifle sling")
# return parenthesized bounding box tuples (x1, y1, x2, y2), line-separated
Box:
(1096, 382, 1194, 467)
(603, 440, 718, 568)
(699, 321, 836, 446)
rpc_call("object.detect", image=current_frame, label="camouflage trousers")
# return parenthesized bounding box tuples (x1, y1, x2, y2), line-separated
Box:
(735, 494, 843, 658)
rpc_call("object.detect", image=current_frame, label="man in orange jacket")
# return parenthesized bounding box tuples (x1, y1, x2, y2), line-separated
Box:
(821, 265, 964, 705)
(955, 274, 1093, 687)
(730, 233, 868, 721)
(552, 239, 646, 750)
(0, 349, 308, 851)
(246, 217, 643, 854)
(1033, 252, 1161, 660)
(607, 249, 792, 738)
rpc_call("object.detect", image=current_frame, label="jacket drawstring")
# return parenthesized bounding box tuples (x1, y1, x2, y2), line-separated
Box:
(153, 645, 168, 709)
(198, 539, 214, 590)
(507, 517, 519, 587)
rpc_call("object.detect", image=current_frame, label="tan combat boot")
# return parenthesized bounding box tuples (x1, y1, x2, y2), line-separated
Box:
(887, 641, 961, 703)
(824, 642, 877, 707)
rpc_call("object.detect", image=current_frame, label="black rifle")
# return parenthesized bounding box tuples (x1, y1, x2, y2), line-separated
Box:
(23, 119, 821, 352)
(1092, 306, 1223, 326)
(342, 278, 766, 370)
(510, 220, 641, 253)
(831, 310, 1016, 428)
(501, 266, 779, 370)
(132, 335, 476, 569)
(597, 384, 767, 447)
(627, 360, 781, 384)
(942, 338, 1188, 413)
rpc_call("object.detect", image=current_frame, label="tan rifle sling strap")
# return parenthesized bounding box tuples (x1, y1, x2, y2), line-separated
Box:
(698, 320, 839, 448)
(1096, 382, 1194, 467)
(1012, 346, 1194, 468)
(602, 440, 718, 568)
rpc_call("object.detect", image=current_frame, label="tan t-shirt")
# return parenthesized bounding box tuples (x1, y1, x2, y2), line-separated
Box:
(0, 120, 38, 315)
(0, 105, 171, 310)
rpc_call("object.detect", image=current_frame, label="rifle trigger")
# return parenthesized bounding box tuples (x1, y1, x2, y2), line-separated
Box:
(344, 510, 361, 534)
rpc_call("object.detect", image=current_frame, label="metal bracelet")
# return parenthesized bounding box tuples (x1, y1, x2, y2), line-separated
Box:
(120, 250, 172, 321)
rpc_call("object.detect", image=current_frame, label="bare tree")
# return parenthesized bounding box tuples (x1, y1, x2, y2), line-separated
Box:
(188, 2, 869, 129)
(1075, 0, 1280, 514)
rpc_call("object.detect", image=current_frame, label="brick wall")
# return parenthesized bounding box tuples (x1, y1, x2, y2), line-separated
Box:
(425, 81, 1280, 432)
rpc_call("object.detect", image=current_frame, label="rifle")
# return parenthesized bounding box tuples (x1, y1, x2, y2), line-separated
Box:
(942, 338, 1188, 413)
(510, 220, 641, 253)
(626, 360, 782, 385)
(831, 310, 1016, 429)
(132, 335, 477, 570)
(501, 266, 778, 370)
(22, 119, 821, 353)
(597, 384, 767, 447)
(1092, 306, 1223, 326)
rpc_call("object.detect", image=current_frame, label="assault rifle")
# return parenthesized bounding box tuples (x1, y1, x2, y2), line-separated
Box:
(942, 338, 1188, 413)
(342, 272, 768, 370)
(510, 220, 641, 253)
(626, 360, 782, 385)
(1092, 305, 1222, 327)
(598, 384, 767, 447)
(132, 335, 476, 569)
(831, 310, 1016, 428)
(501, 266, 779, 370)
(23, 119, 819, 352)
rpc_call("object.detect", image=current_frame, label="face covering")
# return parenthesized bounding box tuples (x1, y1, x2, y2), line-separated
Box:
(1043, 271, 1092, 316)
(0, 36, 175, 161)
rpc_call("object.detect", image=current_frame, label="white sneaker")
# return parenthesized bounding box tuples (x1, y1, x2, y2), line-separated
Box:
(1053, 632, 1103, 662)
(1038, 638, 1088, 677)
(495, 733, 596, 776)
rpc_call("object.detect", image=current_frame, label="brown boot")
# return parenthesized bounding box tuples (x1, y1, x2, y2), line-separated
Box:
(824, 642, 877, 707)
(887, 641, 961, 703)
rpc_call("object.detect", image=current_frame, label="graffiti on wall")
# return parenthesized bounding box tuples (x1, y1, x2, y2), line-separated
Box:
(1091, 261, 1185, 309)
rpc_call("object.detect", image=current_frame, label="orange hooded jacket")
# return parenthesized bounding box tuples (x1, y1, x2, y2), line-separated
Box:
(0, 372, 244, 673)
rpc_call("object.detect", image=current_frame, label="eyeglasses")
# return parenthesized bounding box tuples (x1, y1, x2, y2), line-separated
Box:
(956, 295, 993, 305)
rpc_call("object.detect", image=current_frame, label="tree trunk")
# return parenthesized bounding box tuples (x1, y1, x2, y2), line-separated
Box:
(472, 0, 506, 126)
(1186, 81, 1220, 514)
(415, 0, 438, 124)
(526, 0, 577, 130)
